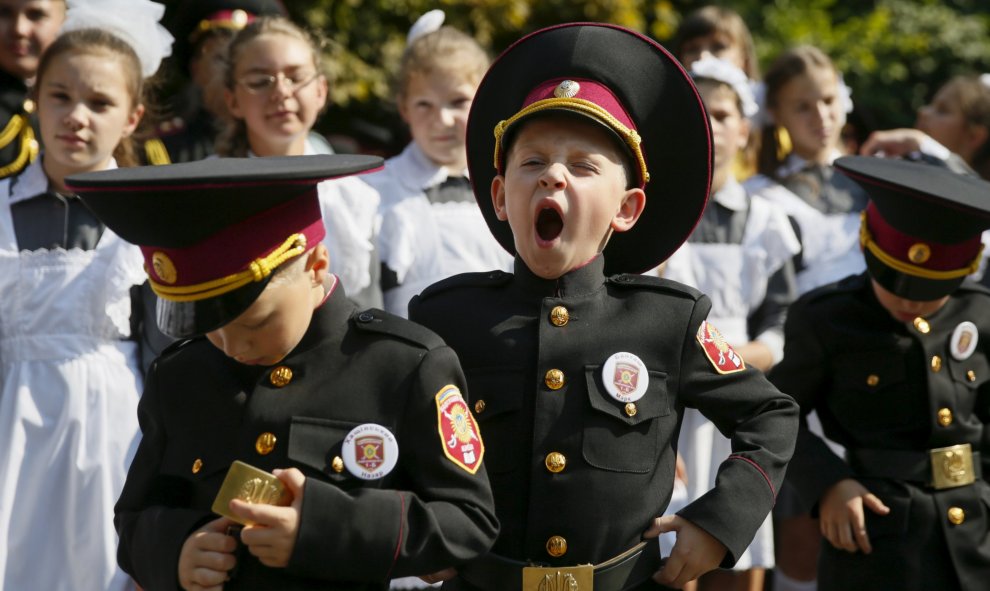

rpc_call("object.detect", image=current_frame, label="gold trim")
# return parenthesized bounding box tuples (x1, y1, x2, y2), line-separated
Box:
(148, 233, 307, 302)
(860, 211, 982, 280)
(0, 116, 38, 178)
(494, 97, 650, 184)
(144, 138, 172, 166)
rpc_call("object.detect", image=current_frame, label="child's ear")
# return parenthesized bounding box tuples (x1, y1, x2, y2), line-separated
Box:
(225, 88, 242, 119)
(737, 117, 752, 152)
(314, 75, 329, 110)
(965, 123, 989, 156)
(611, 188, 646, 233)
(491, 175, 508, 221)
(120, 103, 145, 139)
(306, 243, 330, 285)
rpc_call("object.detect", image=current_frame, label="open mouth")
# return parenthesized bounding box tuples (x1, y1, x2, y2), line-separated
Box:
(536, 207, 564, 242)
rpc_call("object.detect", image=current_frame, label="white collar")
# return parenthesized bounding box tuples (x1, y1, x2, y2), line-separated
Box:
(391, 142, 469, 192)
(8, 155, 118, 205)
(775, 148, 844, 178)
(712, 177, 747, 211)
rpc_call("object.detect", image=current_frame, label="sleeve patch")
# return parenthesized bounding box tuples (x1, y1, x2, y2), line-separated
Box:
(695, 320, 746, 374)
(435, 385, 485, 474)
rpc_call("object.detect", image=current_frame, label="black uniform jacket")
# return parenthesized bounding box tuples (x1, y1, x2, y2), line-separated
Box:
(771, 273, 990, 591)
(409, 256, 797, 571)
(115, 283, 498, 590)
(0, 70, 36, 179)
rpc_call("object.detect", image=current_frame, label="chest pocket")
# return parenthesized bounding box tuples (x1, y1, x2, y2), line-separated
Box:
(949, 354, 990, 391)
(582, 366, 669, 473)
(288, 417, 368, 489)
(464, 367, 525, 474)
(831, 350, 914, 433)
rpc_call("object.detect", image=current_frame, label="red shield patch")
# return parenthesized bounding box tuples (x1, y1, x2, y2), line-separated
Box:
(435, 385, 485, 474)
(696, 320, 746, 374)
(613, 362, 639, 395)
(355, 435, 384, 472)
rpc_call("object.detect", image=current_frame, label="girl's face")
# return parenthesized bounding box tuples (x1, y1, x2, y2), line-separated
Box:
(915, 85, 985, 162)
(399, 69, 476, 172)
(679, 32, 746, 74)
(699, 81, 749, 191)
(771, 66, 846, 163)
(38, 50, 142, 184)
(226, 33, 327, 156)
(0, 0, 64, 80)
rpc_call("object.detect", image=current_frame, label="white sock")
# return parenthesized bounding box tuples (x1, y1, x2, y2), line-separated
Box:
(773, 569, 817, 591)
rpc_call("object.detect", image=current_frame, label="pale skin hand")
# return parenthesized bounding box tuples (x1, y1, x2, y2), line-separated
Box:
(859, 128, 929, 158)
(734, 341, 774, 373)
(643, 515, 727, 589)
(178, 517, 238, 591)
(819, 478, 890, 554)
(228, 468, 305, 568)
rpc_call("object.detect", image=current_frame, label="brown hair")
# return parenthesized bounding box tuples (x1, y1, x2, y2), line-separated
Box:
(216, 16, 326, 157)
(757, 45, 838, 177)
(934, 75, 990, 179)
(671, 6, 759, 79)
(35, 28, 146, 167)
(394, 26, 489, 101)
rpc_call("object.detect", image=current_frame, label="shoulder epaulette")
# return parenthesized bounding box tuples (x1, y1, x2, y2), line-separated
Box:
(158, 336, 200, 359)
(416, 270, 513, 302)
(352, 308, 444, 350)
(955, 280, 990, 296)
(801, 273, 864, 304)
(608, 273, 704, 301)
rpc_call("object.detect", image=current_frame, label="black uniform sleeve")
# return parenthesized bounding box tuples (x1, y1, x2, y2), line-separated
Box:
(287, 345, 498, 580)
(769, 296, 854, 511)
(114, 361, 215, 590)
(675, 296, 799, 567)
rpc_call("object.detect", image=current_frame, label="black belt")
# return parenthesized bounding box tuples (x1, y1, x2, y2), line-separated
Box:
(458, 538, 662, 591)
(848, 446, 981, 489)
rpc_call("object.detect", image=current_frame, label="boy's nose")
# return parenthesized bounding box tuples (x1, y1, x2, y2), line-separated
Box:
(538, 164, 567, 189)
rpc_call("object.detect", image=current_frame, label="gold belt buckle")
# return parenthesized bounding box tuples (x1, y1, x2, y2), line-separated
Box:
(930, 443, 975, 489)
(522, 564, 594, 590)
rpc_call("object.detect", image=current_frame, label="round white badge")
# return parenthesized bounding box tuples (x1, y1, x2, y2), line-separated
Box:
(950, 321, 979, 361)
(342, 423, 399, 480)
(601, 352, 649, 403)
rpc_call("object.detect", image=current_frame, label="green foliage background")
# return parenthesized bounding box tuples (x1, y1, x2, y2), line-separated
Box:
(163, 0, 990, 155)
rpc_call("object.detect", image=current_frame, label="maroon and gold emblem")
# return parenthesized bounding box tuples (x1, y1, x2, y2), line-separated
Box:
(355, 435, 384, 472)
(613, 362, 640, 395)
(696, 321, 746, 374)
(436, 385, 485, 474)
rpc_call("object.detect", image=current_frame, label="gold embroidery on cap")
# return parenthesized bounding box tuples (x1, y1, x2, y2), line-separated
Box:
(152, 252, 178, 284)
(908, 243, 931, 264)
(554, 80, 580, 99)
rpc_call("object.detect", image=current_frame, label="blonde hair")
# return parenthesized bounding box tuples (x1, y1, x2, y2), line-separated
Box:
(758, 45, 839, 177)
(394, 26, 489, 100)
(35, 28, 146, 167)
(216, 16, 326, 157)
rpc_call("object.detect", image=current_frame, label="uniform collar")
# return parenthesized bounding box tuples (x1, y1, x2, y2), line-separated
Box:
(712, 177, 747, 211)
(279, 277, 357, 360)
(513, 254, 606, 298)
(9, 156, 119, 205)
(392, 142, 469, 192)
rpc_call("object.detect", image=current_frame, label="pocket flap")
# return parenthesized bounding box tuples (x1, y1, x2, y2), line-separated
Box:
(288, 417, 358, 481)
(585, 366, 669, 425)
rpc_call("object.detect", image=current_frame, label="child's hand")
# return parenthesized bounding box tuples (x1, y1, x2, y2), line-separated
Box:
(643, 515, 726, 589)
(819, 478, 890, 554)
(177, 517, 238, 591)
(229, 467, 306, 568)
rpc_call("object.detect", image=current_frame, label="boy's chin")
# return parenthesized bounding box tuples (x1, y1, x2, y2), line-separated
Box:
(519, 250, 583, 280)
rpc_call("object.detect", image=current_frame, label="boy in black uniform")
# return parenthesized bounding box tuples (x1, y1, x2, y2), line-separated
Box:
(0, 0, 64, 178)
(770, 156, 990, 591)
(408, 23, 798, 590)
(66, 155, 498, 590)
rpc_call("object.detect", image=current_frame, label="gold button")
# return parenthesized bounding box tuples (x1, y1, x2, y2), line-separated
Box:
(545, 452, 566, 473)
(546, 535, 568, 557)
(22, 98, 34, 113)
(270, 366, 293, 387)
(968, 370, 976, 382)
(948, 506, 965, 525)
(255, 432, 277, 455)
(191, 458, 203, 474)
(912, 317, 930, 334)
(866, 374, 880, 387)
(550, 306, 570, 327)
(474, 399, 486, 414)
(625, 402, 638, 417)
(931, 356, 942, 372)
(331, 456, 344, 473)
(545, 369, 565, 390)
(938, 408, 953, 427)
